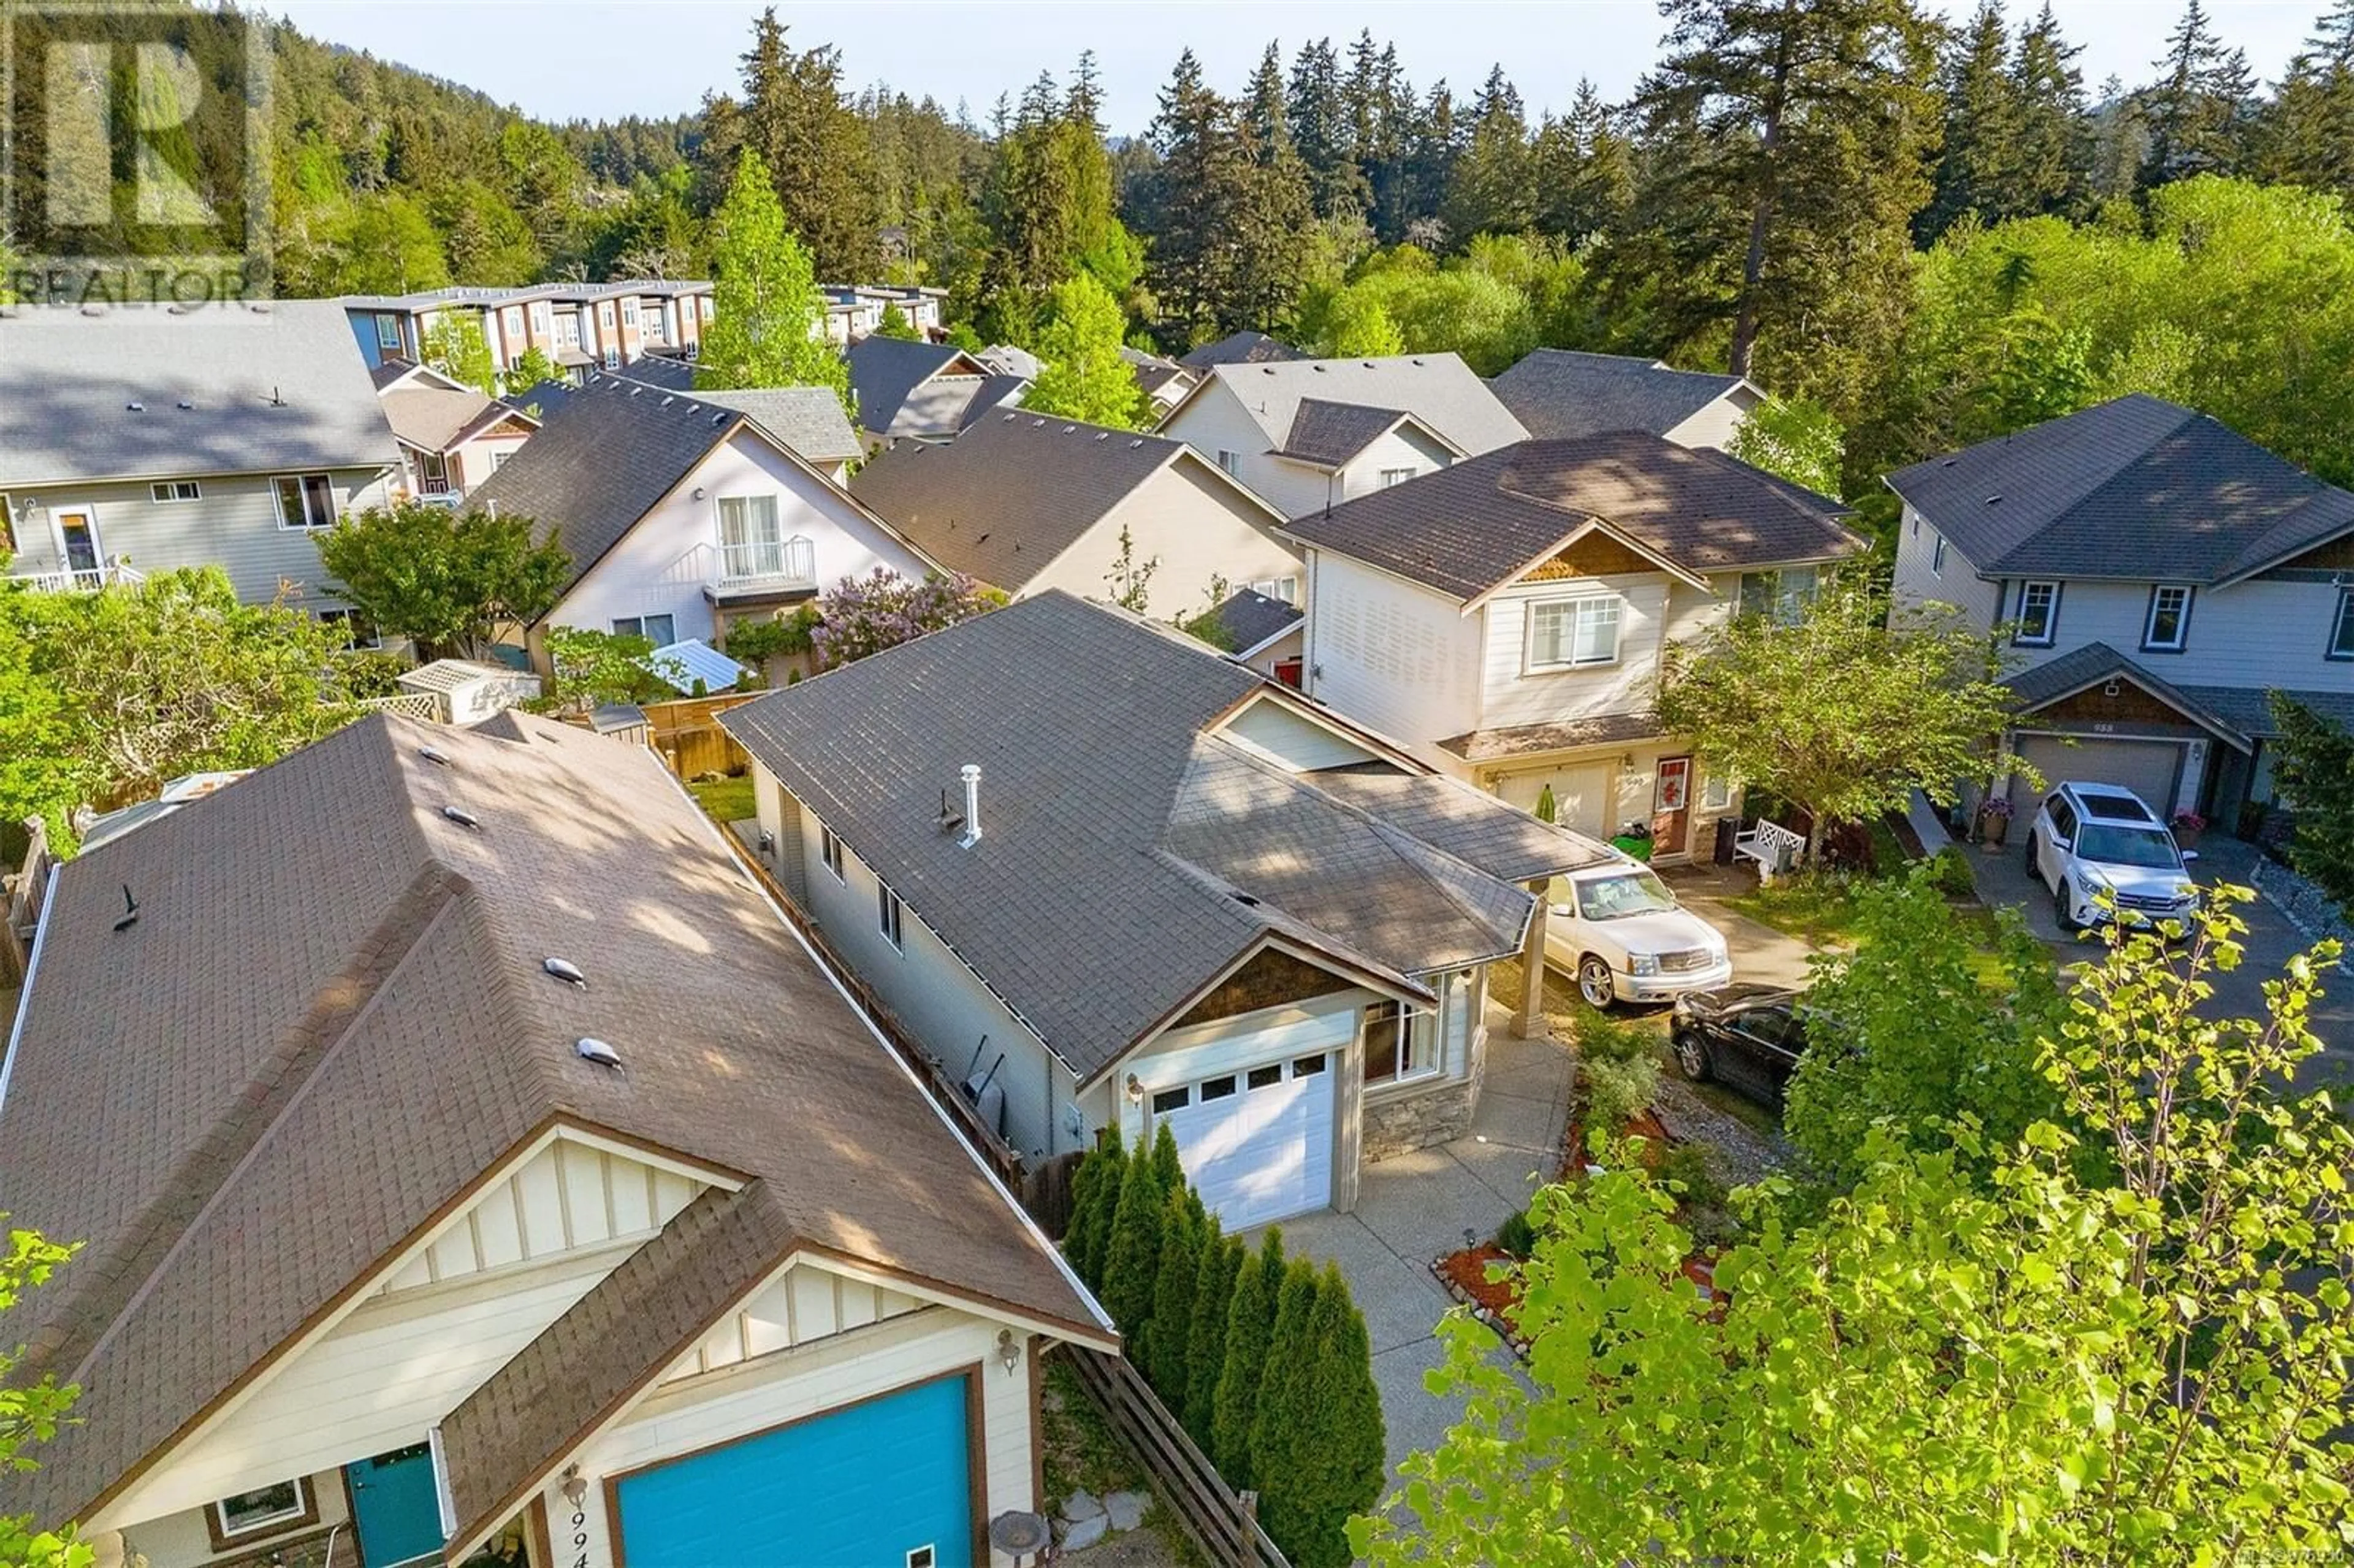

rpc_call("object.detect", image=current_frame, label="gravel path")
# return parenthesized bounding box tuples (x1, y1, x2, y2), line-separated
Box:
(1650, 1072, 1791, 1188)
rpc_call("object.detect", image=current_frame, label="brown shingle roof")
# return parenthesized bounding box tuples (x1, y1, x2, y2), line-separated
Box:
(0, 712, 1100, 1530)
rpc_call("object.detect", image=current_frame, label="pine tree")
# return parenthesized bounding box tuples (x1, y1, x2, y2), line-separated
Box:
(1098, 1134, 1168, 1341)
(1250, 1266, 1386, 1568)
(1443, 66, 1531, 240)
(1145, 1191, 1208, 1401)
(1210, 1228, 1284, 1484)
(1149, 1121, 1184, 1190)
(1232, 47, 1319, 333)
(1146, 51, 1246, 341)
(1922, 1, 2025, 239)
(1247, 1259, 1325, 1495)
(696, 148, 845, 403)
(2140, 0, 2253, 187)
(1064, 1126, 1124, 1290)
(1182, 1233, 1246, 1447)
(719, 9, 879, 278)
(2010, 3, 2093, 217)
(1288, 37, 1366, 221)
(2087, 75, 2150, 197)
(1532, 81, 1633, 244)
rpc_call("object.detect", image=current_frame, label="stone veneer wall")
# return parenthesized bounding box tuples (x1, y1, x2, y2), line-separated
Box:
(1362, 1076, 1476, 1162)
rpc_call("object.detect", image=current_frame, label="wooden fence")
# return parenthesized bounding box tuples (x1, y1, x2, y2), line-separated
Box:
(643, 693, 760, 780)
(1, 817, 55, 986)
(1063, 1347, 1290, 1568)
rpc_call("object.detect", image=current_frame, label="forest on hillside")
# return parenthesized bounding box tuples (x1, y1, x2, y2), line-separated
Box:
(13, 0, 2354, 497)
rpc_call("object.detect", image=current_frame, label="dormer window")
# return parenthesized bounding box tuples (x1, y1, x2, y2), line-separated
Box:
(2013, 580, 2061, 647)
(2142, 584, 2193, 652)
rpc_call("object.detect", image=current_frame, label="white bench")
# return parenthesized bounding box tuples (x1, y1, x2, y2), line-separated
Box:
(1734, 818, 1805, 882)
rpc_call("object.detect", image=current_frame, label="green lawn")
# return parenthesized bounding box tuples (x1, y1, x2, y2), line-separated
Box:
(687, 774, 756, 824)
(1731, 870, 2018, 988)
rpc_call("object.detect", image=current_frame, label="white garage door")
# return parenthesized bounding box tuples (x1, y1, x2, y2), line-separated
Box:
(2012, 735, 2185, 817)
(1152, 1053, 1335, 1230)
(1496, 762, 1612, 839)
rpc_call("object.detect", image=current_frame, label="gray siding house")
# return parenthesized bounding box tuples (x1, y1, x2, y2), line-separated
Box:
(0, 302, 400, 622)
(1887, 394, 2354, 826)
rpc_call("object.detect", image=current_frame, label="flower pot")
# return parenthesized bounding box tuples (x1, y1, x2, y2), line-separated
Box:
(1976, 812, 2010, 850)
(2174, 825, 2203, 852)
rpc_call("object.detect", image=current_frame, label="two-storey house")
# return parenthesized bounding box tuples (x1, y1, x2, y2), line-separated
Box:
(1888, 395, 2354, 825)
(0, 710, 1107, 1568)
(463, 378, 933, 668)
(0, 301, 399, 623)
(850, 411, 1303, 620)
(342, 281, 713, 382)
(1154, 353, 1528, 519)
(847, 337, 1029, 446)
(1286, 433, 1866, 857)
(720, 593, 1616, 1228)
(374, 360, 539, 505)
(1489, 349, 1762, 452)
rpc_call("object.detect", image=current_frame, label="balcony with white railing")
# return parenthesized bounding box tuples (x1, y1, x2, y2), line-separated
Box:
(8, 561, 146, 593)
(708, 535, 818, 601)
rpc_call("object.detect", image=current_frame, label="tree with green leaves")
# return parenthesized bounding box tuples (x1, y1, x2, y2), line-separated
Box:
(1145, 1190, 1209, 1401)
(2266, 691, 2354, 919)
(809, 570, 1002, 669)
(1248, 1261, 1325, 1493)
(1287, 37, 1367, 222)
(696, 148, 846, 403)
(1317, 289, 1405, 356)
(506, 345, 558, 389)
(1255, 1265, 1385, 1568)
(422, 311, 497, 397)
(1061, 1127, 1125, 1290)
(0, 1223, 87, 1568)
(317, 502, 570, 661)
(536, 626, 680, 715)
(706, 10, 878, 278)
(1922, 1, 2025, 240)
(1781, 868, 2069, 1190)
(1726, 396, 1846, 495)
(1181, 1232, 1246, 1446)
(1097, 1132, 1171, 1343)
(1532, 82, 1634, 245)
(1352, 891, 2354, 1564)
(1655, 587, 2024, 864)
(1100, 526, 1160, 615)
(1210, 1228, 1285, 1485)
(1444, 66, 1533, 240)
(874, 302, 919, 340)
(1025, 274, 1143, 428)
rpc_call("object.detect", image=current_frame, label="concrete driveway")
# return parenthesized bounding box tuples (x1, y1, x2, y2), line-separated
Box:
(1252, 1021, 1572, 1477)
(1957, 823, 2353, 1084)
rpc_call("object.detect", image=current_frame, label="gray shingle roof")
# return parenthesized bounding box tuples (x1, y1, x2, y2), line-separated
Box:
(1194, 353, 1528, 458)
(851, 413, 1254, 593)
(1277, 398, 1452, 468)
(0, 711, 1099, 1530)
(0, 301, 401, 487)
(1209, 588, 1303, 657)
(1438, 711, 1667, 764)
(610, 354, 698, 390)
(1287, 432, 1861, 602)
(518, 371, 861, 467)
(1490, 349, 1751, 441)
(847, 337, 1022, 440)
(2175, 683, 2354, 739)
(1885, 394, 2354, 584)
(720, 593, 1588, 1078)
(379, 383, 523, 452)
(1178, 331, 1303, 370)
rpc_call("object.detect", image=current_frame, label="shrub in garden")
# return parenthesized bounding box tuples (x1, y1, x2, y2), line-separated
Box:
(1495, 1208, 1537, 1258)
(1211, 1229, 1285, 1485)
(1062, 1126, 1124, 1290)
(1927, 843, 1976, 898)
(1578, 1053, 1659, 1138)
(1098, 1133, 1170, 1345)
(1183, 1233, 1246, 1447)
(1247, 1259, 1325, 1479)
(1145, 1190, 1208, 1402)
(1253, 1265, 1387, 1568)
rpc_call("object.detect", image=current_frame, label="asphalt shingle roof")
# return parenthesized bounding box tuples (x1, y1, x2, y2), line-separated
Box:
(1286, 432, 1861, 602)
(0, 711, 1099, 1531)
(516, 371, 861, 468)
(1884, 394, 2354, 584)
(0, 301, 400, 487)
(1208, 588, 1303, 656)
(379, 383, 517, 452)
(1276, 398, 1447, 468)
(850, 413, 1247, 593)
(847, 338, 1023, 440)
(1489, 349, 1750, 441)
(1178, 330, 1302, 370)
(720, 593, 1596, 1078)
(2002, 641, 2250, 746)
(1197, 353, 1528, 459)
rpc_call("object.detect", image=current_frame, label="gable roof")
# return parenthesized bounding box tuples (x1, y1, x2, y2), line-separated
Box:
(1183, 353, 1528, 459)
(720, 593, 1613, 1081)
(1490, 349, 1754, 441)
(0, 712, 1102, 1532)
(380, 382, 534, 454)
(1275, 397, 1463, 470)
(0, 301, 401, 487)
(1178, 330, 1303, 370)
(1285, 432, 1862, 603)
(850, 412, 1280, 593)
(2002, 640, 2253, 750)
(1884, 394, 2354, 585)
(518, 371, 861, 468)
(847, 337, 1023, 440)
(1208, 588, 1304, 658)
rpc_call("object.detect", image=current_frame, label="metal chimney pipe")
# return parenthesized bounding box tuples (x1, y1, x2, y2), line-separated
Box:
(959, 764, 982, 848)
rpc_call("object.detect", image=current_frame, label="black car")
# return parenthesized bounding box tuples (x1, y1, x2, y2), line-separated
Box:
(1669, 983, 1808, 1106)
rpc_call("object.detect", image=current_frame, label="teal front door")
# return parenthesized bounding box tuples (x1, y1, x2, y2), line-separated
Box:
(347, 1444, 443, 1566)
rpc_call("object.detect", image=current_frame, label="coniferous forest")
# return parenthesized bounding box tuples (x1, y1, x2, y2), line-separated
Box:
(15, 0, 2354, 498)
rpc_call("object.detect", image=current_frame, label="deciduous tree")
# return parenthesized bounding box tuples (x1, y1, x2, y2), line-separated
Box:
(317, 502, 570, 661)
(808, 569, 1000, 669)
(0, 1223, 88, 1568)
(422, 312, 497, 397)
(1024, 274, 1142, 427)
(696, 148, 846, 402)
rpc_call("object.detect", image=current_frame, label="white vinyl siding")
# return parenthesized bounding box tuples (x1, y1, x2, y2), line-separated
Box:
(2000, 576, 2354, 689)
(1301, 549, 1485, 756)
(1889, 504, 2003, 633)
(1482, 578, 1670, 732)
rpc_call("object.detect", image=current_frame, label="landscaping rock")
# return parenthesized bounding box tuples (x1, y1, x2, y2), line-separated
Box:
(1062, 1489, 1105, 1523)
(1103, 1490, 1151, 1532)
(1060, 1513, 1110, 1552)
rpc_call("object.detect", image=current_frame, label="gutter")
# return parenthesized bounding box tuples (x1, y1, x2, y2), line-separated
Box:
(0, 862, 57, 1116)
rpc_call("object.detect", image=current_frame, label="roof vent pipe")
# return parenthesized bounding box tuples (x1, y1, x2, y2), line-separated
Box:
(959, 764, 982, 849)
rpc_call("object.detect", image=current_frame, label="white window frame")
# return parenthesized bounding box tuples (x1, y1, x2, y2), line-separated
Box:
(2331, 588, 2354, 661)
(150, 480, 200, 503)
(530, 302, 550, 333)
(877, 881, 905, 950)
(820, 824, 845, 881)
(1379, 466, 1416, 487)
(1930, 532, 1946, 577)
(373, 313, 402, 351)
(211, 1478, 310, 1542)
(2143, 584, 2194, 653)
(1247, 575, 1300, 605)
(603, 347, 621, 371)
(272, 473, 337, 530)
(1701, 771, 1734, 812)
(609, 613, 677, 644)
(622, 299, 641, 327)
(1525, 595, 1622, 672)
(1363, 996, 1439, 1089)
(1216, 449, 1241, 477)
(1737, 566, 1819, 625)
(2013, 580, 2062, 647)
(717, 495, 784, 579)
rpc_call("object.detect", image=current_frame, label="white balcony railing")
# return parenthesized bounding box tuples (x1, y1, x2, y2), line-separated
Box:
(8, 561, 145, 593)
(715, 535, 816, 590)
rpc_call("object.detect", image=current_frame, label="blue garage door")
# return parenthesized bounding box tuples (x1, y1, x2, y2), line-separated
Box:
(614, 1374, 973, 1568)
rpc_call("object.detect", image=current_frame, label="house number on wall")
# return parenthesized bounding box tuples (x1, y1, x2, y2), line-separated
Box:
(571, 1508, 589, 1568)
(2092, 723, 2116, 733)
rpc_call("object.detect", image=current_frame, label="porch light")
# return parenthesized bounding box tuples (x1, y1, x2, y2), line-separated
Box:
(996, 1328, 1022, 1375)
(1124, 1073, 1142, 1105)
(560, 1464, 587, 1509)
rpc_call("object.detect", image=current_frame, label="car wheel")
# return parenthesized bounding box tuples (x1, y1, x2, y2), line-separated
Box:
(2023, 834, 2038, 877)
(2054, 880, 2079, 932)
(1673, 1030, 1713, 1083)
(1576, 956, 1616, 1011)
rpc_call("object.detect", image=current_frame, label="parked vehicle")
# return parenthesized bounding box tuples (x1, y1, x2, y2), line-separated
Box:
(1670, 983, 1808, 1106)
(2023, 782, 2201, 934)
(1544, 859, 1733, 1008)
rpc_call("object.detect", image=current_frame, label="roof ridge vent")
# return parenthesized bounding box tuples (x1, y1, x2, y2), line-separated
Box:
(125, 400, 144, 412)
(417, 745, 452, 766)
(441, 804, 482, 830)
(576, 1037, 622, 1068)
(543, 957, 587, 989)
(1095, 430, 1111, 440)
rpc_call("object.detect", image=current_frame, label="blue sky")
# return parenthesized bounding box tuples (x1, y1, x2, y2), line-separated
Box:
(274, 1, 2323, 133)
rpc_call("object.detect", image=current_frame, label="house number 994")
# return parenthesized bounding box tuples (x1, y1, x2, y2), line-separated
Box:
(571, 1509, 589, 1568)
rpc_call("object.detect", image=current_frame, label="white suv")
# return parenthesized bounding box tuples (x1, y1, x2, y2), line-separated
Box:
(1544, 858, 1733, 1008)
(2024, 782, 2201, 933)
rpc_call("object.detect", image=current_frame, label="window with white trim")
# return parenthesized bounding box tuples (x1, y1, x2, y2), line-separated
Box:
(820, 824, 845, 880)
(150, 480, 200, 503)
(1930, 533, 1946, 576)
(1379, 466, 1417, 487)
(1151, 1086, 1190, 1114)
(717, 495, 784, 578)
(622, 299, 641, 327)
(611, 613, 676, 644)
(1526, 596, 1621, 671)
(2143, 584, 2193, 652)
(1702, 771, 1734, 812)
(374, 313, 402, 351)
(530, 302, 550, 333)
(1216, 449, 1241, 476)
(1364, 998, 1436, 1086)
(272, 473, 337, 530)
(2331, 588, 2354, 661)
(211, 1479, 311, 1542)
(878, 881, 905, 950)
(603, 347, 621, 371)
(1737, 566, 1818, 624)
(2014, 580, 2061, 646)
(318, 608, 381, 650)
(1248, 575, 1300, 604)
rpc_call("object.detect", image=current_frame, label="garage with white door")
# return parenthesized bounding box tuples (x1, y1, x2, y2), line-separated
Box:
(1149, 1052, 1335, 1230)
(2009, 733, 2190, 818)
(1494, 761, 1613, 839)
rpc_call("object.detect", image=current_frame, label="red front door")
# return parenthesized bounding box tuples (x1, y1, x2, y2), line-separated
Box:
(1653, 756, 1693, 857)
